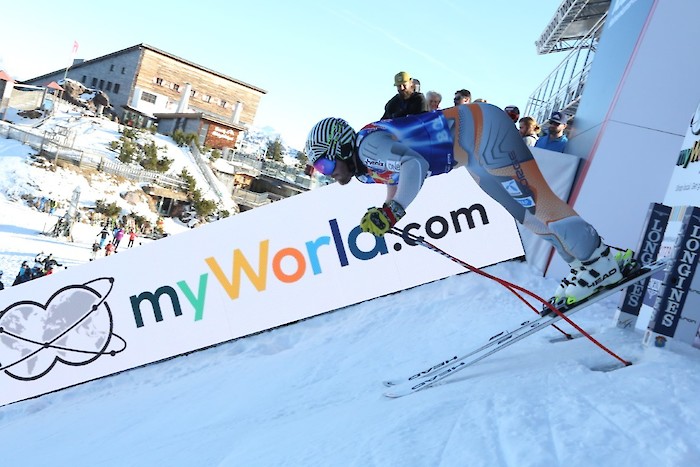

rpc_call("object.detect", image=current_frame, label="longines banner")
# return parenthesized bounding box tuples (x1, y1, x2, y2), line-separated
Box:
(0, 169, 524, 406)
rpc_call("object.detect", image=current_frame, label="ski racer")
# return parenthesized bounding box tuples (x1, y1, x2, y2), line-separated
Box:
(305, 103, 634, 309)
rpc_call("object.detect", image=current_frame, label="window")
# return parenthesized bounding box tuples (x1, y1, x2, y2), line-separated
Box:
(91, 77, 97, 87)
(114, 83, 120, 94)
(141, 92, 157, 104)
(155, 77, 163, 86)
(220, 100, 227, 108)
(106, 82, 112, 91)
(110, 64, 115, 71)
(173, 83, 180, 92)
(203, 94, 212, 103)
(121, 67, 126, 74)
(190, 89, 196, 97)
(98, 79, 105, 90)
(81, 75, 87, 83)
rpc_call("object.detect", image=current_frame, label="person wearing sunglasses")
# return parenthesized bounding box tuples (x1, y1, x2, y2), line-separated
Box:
(305, 104, 634, 310)
(535, 111, 569, 153)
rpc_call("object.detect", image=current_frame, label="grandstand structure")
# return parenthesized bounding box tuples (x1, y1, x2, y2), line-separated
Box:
(524, 0, 611, 125)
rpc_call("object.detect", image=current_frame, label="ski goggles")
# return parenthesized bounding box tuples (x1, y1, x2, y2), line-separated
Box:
(312, 157, 336, 176)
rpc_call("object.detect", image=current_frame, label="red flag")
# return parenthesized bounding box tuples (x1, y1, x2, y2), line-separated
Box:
(72, 40, 79, 55)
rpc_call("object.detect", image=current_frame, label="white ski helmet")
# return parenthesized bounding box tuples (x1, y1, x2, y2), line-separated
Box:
(305, 117, 356, 164)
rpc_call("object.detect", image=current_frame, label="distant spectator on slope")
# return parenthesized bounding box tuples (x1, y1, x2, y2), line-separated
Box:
(12, 261, 32, 286)
(0, 270, 4, 290)
(97, 226, 110, 248)
(128, 230, 137, 248)
(114, 228, 125, 251)
(43, 253, 62, 271)
(105, 242, 115, 256)
(90, 242, 101, 261)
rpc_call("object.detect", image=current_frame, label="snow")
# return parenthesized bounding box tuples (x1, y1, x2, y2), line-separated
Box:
(1, 109, 700, 466)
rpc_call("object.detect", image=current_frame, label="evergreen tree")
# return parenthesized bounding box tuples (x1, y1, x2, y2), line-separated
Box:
(266, 137, 283, 162)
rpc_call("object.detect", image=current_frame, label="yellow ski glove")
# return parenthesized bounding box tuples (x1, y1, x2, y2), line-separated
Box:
(360, 200, 406, 237)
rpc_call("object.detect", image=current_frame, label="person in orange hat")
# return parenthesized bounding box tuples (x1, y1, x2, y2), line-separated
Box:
(381, 71, 426, 120)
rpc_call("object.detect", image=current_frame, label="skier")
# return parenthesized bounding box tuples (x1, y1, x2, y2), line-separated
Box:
(97, 226, 110, 249)
(305, 103, 634, 309)
(127, 229, 137, 248)
(113, 228, 125, 251)
(90, 241, 101, 261)
(32, 252, 47, 278)
(43, 253, 63, 271)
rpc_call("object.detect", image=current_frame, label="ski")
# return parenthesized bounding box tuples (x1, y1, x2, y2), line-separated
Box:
(382, 259, 668, 398)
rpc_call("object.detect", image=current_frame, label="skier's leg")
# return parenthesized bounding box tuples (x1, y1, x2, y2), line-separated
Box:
(447, 103, 600, 262)
(446, 103, 630, 303)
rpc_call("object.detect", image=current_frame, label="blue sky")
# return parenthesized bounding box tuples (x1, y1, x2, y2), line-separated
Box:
(1, 0, 565, 148)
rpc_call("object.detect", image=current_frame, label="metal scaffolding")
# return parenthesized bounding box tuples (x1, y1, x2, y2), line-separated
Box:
(525, 0, 610, 125)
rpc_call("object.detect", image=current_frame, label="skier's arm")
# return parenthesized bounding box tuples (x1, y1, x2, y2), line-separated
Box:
(389, 142, 429, 209)
(385, 185, 398, 204)
(358, 132, 429, 236)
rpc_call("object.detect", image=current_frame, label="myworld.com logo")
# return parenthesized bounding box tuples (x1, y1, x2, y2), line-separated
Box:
(129, 203, 490, 328)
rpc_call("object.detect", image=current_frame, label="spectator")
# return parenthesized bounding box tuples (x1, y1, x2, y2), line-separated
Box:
(453, 89, 471, 105)
(114, 228, 125, 251)
(128, 229, 137, 248)
(473, 98, 488, 103)
(0, 270, 4, 290)
(13, 261, 32, 285)
(90, 241, 101, 261)
(426, 91, 442, 111)
(32, 252, 47, 278)
(412, 78, 421, 93)
(105, 242, 115, 256)
(504, 105, 520, 124)
(97, 226, 110, 249)
(519, 116, 541, 147)
(535, 111, 569, 153)
(382, 71, 427, 120)
(43, 254, 63, 271)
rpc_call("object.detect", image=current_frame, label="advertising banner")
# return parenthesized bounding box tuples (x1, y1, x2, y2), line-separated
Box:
(615, 202, 671, 328)
(664, 100, 700, 207)
(643, 206, 700, 348)
(0, 169, 524, 406)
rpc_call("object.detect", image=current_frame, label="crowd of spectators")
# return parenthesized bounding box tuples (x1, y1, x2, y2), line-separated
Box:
(380, 70, 570, 153)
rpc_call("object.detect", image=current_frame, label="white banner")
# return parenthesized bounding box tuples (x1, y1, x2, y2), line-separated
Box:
(663, 100, 700, 207)
(0, 168, 524, 406)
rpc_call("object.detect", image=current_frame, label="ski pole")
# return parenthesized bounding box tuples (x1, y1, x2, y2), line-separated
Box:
(388, 227, 633, 366)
